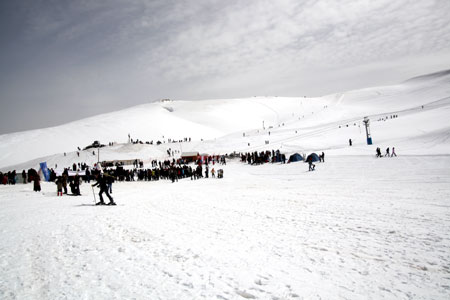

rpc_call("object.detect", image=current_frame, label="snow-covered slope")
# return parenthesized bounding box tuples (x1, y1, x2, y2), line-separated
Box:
(1, 69, 450, 171)
(2, 70, 450, 300)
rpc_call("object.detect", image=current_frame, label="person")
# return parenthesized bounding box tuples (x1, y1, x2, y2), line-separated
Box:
(33, 174, 41, 192)
(22, 170, 27, 184)
(308, 160, 315, 171)
(72, 173, 81, 195)
(62, 172, 68, 194)
(85, 168, 91, 183)
(211, 168, 215, 178)
(92, 173, 116, 205)
(105, 172, 114, 193)
(385, 147, 390, 157)
(376, 147, 382, 157)
(349, 139, 352, 146)
(55, 176, 63, 196)
(321, 152, 325, 162)
(391, 147, 397, 157)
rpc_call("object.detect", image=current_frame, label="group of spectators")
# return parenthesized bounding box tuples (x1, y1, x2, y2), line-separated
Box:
(1, 168, 41, 191)
(0, 153, 228, 196)
(105, 155, 226, 183)
(241, 150, 286, 165)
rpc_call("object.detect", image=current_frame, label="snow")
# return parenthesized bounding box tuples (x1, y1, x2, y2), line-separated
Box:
(1, 157, 450, 299)
(1, 70, 450, 299)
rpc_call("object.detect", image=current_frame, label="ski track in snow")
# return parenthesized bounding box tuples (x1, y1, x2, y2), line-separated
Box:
(1, 156, 450, 300)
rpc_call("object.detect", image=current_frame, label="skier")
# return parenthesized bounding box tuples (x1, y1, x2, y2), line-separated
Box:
(349, 139, 352, 146)
(92, 173, 116, 205)
(308, 160, 315, 171)
(321, 152, 325, 162)
(385, 147, 390, 157)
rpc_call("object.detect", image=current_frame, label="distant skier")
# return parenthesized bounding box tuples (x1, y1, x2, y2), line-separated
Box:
(92, 173, 116, 205)
(308, 160, 315, 171)
(321, 152, 325, 162)
(349, 139, 352, 146)
(385, 147, 390, 157)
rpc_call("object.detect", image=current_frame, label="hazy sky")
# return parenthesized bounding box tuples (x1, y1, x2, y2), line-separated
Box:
(1, 0, 449, 134)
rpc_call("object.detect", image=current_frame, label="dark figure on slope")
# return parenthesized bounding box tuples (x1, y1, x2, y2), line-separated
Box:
(33, 175, 41, 192)
(376, 147, 382, 158)
(92, 173, 116, 205)
(320, 152, 325, 162)
(70, 173, 81, 195)
(391, 147, 397, 157)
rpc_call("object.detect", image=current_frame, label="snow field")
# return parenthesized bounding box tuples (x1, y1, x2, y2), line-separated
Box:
(1, 156, 450, 299)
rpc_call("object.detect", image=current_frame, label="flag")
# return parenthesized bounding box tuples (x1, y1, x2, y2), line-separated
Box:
(40, 162, 50, 182)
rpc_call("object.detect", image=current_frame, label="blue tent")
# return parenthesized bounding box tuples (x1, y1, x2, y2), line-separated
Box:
(288, 153, 304, 163)
(306, 153, 320, 163)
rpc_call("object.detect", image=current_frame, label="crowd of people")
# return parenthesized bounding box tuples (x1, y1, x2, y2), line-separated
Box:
(0, 153, 227, 205)
(1, 140, 399, 205)
(0, 168, 41, 191)
(241, 149, 286, 165)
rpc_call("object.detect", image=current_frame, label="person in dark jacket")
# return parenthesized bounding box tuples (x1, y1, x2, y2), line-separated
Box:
(55, 176, 63, 196)
(33, 175, 41, 192)
(92, 173, 115, 205)
(105, 173, 114, 193)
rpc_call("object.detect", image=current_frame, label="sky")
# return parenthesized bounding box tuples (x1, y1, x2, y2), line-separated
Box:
(0, 0, 449, 134)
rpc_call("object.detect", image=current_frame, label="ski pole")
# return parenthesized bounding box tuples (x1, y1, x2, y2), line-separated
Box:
(91, 185, 96, 205)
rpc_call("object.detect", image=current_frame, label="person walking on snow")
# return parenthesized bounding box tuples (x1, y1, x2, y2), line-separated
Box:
(92, 173, 116, 205)
(385, 147, 390, 157)
(376, 147, 382, 157)
(391, 147, 397, 157)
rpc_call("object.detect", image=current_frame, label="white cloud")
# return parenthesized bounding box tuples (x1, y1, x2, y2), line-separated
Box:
(0, 0, 449, 133)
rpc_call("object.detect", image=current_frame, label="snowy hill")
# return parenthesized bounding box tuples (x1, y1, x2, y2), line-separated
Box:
(2, 70, 450, 300)
(1, 69, 450, 171)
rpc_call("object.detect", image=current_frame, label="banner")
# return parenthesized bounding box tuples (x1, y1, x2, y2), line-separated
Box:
(39, 162, 50, 182)
(55, 170, 86, 176)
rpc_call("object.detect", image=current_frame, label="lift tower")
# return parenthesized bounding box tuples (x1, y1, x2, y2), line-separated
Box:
(363, 117, 373, 145)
